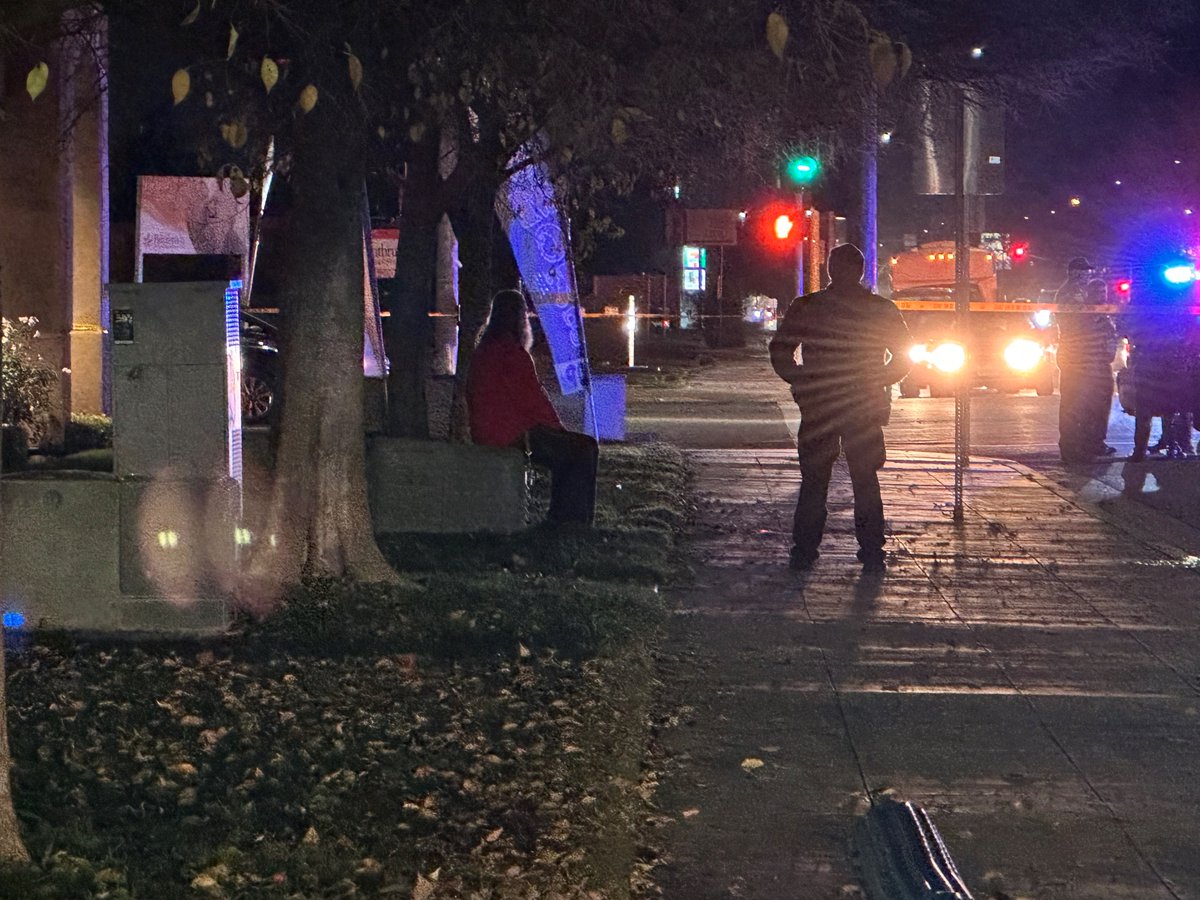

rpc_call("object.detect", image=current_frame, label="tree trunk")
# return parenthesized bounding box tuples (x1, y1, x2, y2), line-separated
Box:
(384, 137, 440, 438)
(447, 182, 499, 442)
(0, 649, 29, 862)
(250, 95, 396, 594)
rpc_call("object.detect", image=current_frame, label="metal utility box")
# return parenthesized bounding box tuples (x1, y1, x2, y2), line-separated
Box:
(109, 282, 242, 483)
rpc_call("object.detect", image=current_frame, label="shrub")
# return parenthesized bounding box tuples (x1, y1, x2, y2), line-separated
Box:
(1, 317, 57, 444)
(64, 413, 112, 453)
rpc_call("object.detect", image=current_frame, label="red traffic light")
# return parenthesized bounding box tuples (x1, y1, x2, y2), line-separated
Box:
(754, 202, 803, 248)
(1011, 242, 1029, 261)
(1116, 279, 1132, 295)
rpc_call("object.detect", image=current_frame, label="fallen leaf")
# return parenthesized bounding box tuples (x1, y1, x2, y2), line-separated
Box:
(412, 872, 437, 900)
(181, 1, 200, 25)
(682, 808, 700, 818)
(302, 825, 319, 845)
(348, 53, 363, 90)
(740, 757, 765, 771)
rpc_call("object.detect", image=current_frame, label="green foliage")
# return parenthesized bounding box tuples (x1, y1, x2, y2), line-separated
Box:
(1, 317, 56, 442)
(63, 414, 113, 454)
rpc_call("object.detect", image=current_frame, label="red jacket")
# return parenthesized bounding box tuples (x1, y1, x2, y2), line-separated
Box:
(468, 337, 563, 447)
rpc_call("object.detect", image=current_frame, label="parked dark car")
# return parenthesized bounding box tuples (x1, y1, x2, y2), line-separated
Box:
(240, 312, 279, 424)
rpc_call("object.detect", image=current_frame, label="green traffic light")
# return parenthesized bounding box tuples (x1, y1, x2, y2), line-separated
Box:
(786, 155, 821, 185)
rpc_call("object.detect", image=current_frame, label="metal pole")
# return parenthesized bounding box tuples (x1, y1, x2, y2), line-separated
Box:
(862, 88, 879, 290)
(953, 90, 971, 522)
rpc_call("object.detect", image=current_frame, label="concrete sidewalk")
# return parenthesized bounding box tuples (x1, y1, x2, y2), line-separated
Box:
(650, 449, 1200, 900)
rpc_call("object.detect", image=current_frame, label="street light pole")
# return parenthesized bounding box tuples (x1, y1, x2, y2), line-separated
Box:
(953, 89, 971, 522)
(862, 87, 879, 291)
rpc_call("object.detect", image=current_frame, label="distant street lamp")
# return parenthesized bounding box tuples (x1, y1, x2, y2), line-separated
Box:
(1069, 197, 1081, 207)
(970, 47, 984, 59)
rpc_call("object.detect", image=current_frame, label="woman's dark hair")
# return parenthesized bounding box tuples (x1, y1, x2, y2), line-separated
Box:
(479, 289, 533, 350)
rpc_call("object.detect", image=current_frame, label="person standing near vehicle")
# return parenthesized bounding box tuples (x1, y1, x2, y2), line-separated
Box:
(1055, 259, 1118, 462)
(770, 243, 913, 574)
(468, 290, 598, 525)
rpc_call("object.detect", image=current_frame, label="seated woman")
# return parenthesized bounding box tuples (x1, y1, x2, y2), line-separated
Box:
(467, 290, 599, 525)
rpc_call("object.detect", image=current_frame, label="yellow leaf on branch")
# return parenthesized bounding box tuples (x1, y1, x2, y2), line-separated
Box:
(227, 24, 239, 59)
(766, 12, 789, 59)
(26, 62, 49, 101)
(348, 53, 363, 91)
(171, 69, 191, 105)
(261, 57, 279, 93)
(220, 120, 248, 149)
(298, 84, 319, 113)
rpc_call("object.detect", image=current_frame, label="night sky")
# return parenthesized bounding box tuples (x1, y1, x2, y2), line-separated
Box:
(880, 12, 1200, 290)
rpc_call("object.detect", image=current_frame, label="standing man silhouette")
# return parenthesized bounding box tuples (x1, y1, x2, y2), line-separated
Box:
(770, 244, 912, 574)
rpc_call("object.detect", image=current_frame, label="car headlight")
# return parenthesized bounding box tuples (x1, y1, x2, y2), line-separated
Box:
(930, 341, 966, 373)
(1032, 310, 1053, 329)
(908, 344, 929, 364)
(1004, 338, 1043, 372)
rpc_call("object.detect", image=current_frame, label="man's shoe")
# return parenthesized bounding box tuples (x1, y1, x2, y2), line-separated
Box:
(789, 550, 819, 572)
(861, 556, 887, 575)
(1101, 445, 1118, 455)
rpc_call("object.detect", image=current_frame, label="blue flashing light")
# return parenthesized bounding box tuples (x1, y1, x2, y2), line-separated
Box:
(1163, 263, 1196, 286)
(2, 612, 25, 629)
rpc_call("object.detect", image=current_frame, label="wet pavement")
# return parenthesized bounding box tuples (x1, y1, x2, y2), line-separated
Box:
(635, 349, 1200, 899)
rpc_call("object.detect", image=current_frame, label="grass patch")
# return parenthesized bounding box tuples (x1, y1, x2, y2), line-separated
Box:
(2, 442, 691, 899)
(381, 444, 692, 586)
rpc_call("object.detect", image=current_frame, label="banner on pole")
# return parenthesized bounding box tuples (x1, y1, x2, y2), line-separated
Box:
(495, 141, 589, 395)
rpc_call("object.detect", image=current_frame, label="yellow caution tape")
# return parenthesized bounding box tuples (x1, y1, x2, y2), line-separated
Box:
(894, 300, 1124, 314)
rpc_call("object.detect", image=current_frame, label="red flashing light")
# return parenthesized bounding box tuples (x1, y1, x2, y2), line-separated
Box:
(1116, 279, 1132, 295)
(774, 214, 796, 240)
(1011, 242, 1029, 261)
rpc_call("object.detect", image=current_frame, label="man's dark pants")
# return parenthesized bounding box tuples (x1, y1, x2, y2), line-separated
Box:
(528, 425, 599, 524)
(1058, 366, 1113, 460)
(792, 409, 887, 563)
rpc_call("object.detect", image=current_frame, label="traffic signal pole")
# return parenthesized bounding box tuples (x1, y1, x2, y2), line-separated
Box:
(953, 90, 971, 522)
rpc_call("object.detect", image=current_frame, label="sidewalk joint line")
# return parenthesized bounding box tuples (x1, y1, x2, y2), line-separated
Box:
(796, 583, 876, 810)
